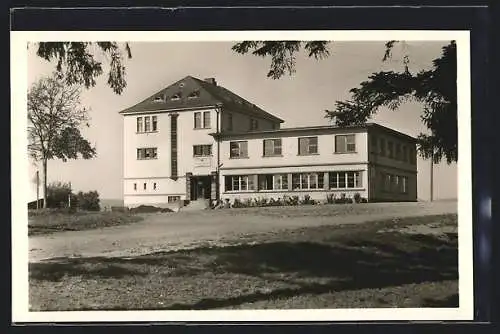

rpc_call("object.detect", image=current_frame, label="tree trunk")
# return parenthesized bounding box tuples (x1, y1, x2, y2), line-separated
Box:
(42, 159, 48, 209)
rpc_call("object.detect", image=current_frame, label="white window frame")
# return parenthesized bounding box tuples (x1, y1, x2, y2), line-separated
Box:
(273, 174, 288, 190)
(263, 139, 282, 156)
(227, 175, 252, 192)
(335, 134, 356, 153)
(193, 144, 213, 157)
(329, 171, 362, 189)
(137, 147, 158, 160)
(292, 173, 323, 190)
(137, 116, 157, 133)
(203, 111, 211, 129)
(230, 141, 248, 158)
(298, 137, 318, 155)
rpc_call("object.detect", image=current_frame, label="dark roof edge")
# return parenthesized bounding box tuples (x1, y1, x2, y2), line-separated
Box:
(210, 122, 417, 142)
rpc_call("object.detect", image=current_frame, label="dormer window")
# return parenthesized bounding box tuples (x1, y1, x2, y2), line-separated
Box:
(153, 95, 164, 102)
(188, 90, 200, 99)
(171, 92, 182, 101)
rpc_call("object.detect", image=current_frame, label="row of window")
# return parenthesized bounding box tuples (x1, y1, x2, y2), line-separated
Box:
(381, 173, 409, 194)
(153, 90, 201, 103)
(137, 146, 212, 160)
(230, 134, 356, 159)
(137, 112, 279, 135)
(372, 136, 416, 164)
(136, 134, 353, 160)
(133, 182, 159, 191)
(225, 171, 363, 192)
(137, 116, 158, 133)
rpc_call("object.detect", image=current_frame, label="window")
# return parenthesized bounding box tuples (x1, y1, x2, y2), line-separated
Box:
(250, 119, 259, 130)
(136, 116, 157, 133)
(137, 148, 158, 160)
(395, 143, 402, 160)
(292, 173, 324, 190)
(203, 111, 211, 128)
(401, 176, 408, 193)
(133, 183, 137, 191)
(225, 175, 255, 191)
(329, 171, 362, 189)
(379, 138, 386, 156)
(392, 175, 399, 192)
(194, 111, 211, 129)
(256, 174, 288, 191)
(371, 136, 378, 153)
(273, 174, 288, 190)
(188, 90, 200, 99)
(153, 182, 157, 190)
(387, 141, 394, 158)
(152, 116, 157, 131)
(143, 183, 147, 190)
(335, 134, 356, 153)
(402, 146, 408, 163)
(227, 113, 233, 131)
(263, 139, 282, 156)
(168, 196, 181, 203)
(384, 174, 391, 192)
(409, 147, 417, 165)
(230, 141, 248, 158)
(298, 137, 318, 155)
(194, 112, 202, 129)
(136, 117, 143, 133)
(193, 144, 212, 157)
(258, 174, 273, 190)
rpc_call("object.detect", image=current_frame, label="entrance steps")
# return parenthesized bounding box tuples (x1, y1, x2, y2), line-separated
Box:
(179, 199, 211, 212)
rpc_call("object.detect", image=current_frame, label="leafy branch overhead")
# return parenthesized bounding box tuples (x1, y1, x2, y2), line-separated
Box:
(329, 41, 457, 164)
(232, 41, 330, 79)
(232, 40, 457, 164)
(36, 42, 132, 95)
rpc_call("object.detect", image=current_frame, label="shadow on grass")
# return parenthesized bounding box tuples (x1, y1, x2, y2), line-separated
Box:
(29, 259, 148, 281)
(422, 294, 459, 307)
(30, 228, 458, 309)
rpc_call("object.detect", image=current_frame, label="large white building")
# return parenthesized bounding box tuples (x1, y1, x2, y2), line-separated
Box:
(120, 76, 417, 208)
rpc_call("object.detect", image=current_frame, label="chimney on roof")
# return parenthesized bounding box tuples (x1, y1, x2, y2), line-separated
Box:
(204, 78, 217, 86)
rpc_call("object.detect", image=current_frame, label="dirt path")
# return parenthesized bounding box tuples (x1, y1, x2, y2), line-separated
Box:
(29, 201, 457, 262)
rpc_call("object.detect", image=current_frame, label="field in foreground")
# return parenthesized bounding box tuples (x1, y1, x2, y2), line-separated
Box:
(29, 213, 458, 311)
(28, 210, 143, 236)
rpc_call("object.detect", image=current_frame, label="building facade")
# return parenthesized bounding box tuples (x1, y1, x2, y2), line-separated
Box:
(120, 76, 417, 208)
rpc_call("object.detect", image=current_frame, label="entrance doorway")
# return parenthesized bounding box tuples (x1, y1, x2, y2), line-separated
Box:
(190, 175, 212, 200)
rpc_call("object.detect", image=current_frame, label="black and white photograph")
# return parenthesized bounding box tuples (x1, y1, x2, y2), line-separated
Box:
(11, 30, 473, 322)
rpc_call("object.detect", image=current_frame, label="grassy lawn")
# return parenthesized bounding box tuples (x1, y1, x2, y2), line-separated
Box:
(29, 214, 458, 311)
(28, 210, 144, 236)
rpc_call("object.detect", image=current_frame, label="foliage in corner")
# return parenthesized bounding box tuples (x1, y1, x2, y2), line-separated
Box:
(35, 42, 132, 95)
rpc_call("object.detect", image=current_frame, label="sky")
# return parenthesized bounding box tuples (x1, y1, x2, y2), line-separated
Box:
(27, 40, 457, 201)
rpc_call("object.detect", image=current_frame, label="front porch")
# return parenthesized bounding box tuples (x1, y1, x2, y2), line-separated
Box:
(185, 172, 218, 202)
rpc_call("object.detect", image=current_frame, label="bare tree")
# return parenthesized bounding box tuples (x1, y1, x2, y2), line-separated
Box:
(28, 73, 96, 208)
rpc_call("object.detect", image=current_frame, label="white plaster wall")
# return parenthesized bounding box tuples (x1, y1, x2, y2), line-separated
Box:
(220, 130, 368, 170)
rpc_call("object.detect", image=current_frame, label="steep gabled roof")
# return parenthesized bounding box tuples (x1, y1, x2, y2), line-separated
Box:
(119, 76, 284, 123)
